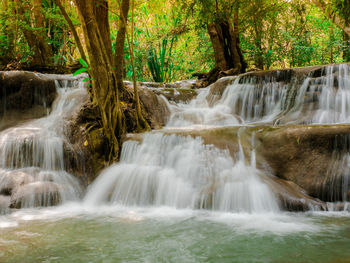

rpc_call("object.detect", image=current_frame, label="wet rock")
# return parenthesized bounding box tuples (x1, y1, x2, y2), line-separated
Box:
(0, 170, 34, 196)
(0, 71, 57, 130)
(65, 102, 107, 184)
(125, 80, 198, 103)
(151, 88, 197, 103)
(139, 88, 171, 129)
(10, 181, 61, 208)
(257, 124, 350, 202)
(157, 125, 341, 211)
(239, 63, 350, 83)
(262, 176, 326, 211)
(207, 76, 236, 106)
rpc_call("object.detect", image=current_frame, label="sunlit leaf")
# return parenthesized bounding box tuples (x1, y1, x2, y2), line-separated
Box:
(73, 68, 88, 76)
(79, 58, 89, 68)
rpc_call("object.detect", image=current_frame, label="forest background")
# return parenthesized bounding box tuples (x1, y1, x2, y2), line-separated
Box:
(0, 0, 349, 83)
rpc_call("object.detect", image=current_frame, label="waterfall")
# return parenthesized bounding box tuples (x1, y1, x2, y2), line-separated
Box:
(319, 135, 350, 205)
(85, 63, 350, 213)
(0, 75, 86, 210)
(3, 64, 350, 214)
(84, 133, 280, 213)
(167, 64, 350, 127)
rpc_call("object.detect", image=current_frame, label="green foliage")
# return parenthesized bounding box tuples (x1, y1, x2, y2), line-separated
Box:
(73, 58, 90, 79)
(240, 0, 346, 69)
(0, 0, 349, 78)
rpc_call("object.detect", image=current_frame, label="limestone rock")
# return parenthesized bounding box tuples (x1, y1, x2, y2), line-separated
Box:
(257, 124, 350, 202)
(0, 71, 57, 131)
(10, 181, 61, 208)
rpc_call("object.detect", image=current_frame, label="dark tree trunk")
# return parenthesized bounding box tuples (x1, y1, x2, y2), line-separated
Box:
(115, 0, 130, 92)
(128, 0, 150, 131)
(206, 17, 246, 85)
(15, 0, 53, 66)
(73, 0, 125, 161)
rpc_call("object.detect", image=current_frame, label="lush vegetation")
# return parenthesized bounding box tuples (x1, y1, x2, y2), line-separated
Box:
(0, 0, 349, 160)
(0, 0, 349, 81)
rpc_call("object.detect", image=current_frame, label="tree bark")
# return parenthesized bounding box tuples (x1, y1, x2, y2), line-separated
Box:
(15, 0, 53, 66)
(129, 0, 150, 131)
(73, 0, 125, 161)
(33, 0, 45, 29)
(114, 0, 149, 131)
(233, 9, 247, 73)
(206, 18, 246, 85)
(115, 0, 130, 91)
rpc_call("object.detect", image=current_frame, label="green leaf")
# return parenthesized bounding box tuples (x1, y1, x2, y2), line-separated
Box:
(73, 68, 88, 76)
(79, 58, 89, 68)
(82, 77, 90, 82)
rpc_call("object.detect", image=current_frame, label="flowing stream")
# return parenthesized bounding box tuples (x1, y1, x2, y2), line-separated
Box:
(1, 66, 350, 262)
(0, 75, 86, 211)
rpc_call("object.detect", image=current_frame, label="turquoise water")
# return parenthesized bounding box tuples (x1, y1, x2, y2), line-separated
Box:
(1, 205, 350, 263)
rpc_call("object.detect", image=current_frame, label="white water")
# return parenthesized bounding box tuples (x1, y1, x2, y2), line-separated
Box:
(85, 64, 350, 213)
(0, 75, 86, 211)
(167, 64, 350, 127)
(2, 64, 350, 215)
(85, 133, 280, 213)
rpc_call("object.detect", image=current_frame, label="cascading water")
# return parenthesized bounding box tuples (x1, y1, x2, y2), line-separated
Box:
(85, 63, 350, 213)
(85, 133, 279, 213)
(318, 134, 350, 208)
(167, 64, 350, 127)
(0, 75, 86, 212)
(3, 66, 350, 262)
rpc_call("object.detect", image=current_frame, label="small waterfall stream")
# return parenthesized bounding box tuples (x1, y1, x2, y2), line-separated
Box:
(85, 133, 279, 213)
(167, 64, 350, 127)
(0, 75, 86, 211)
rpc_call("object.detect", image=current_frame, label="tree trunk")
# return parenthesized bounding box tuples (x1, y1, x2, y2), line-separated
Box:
(15, 0, 53, 66)
(115, 0, 149, 131)
(206, 17, 246, 85)
(115, 0, 130, 92)
(33, 0, 45, 29)
(73, 0, 125, 161)
(129, 0, 150, 131)
(234, 9, 247, 73)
